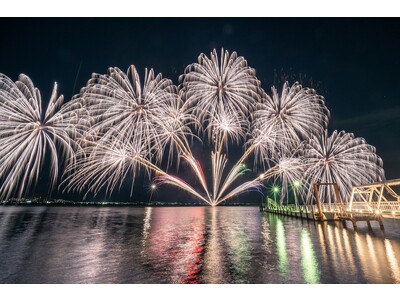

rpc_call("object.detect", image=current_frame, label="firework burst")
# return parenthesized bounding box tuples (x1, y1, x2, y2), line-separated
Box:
(180, 48, 261, 143)
(76, 66, 187, 164)
(179, 49, 265, 204)
(303, 130, 385, 204)
(253, 81, 330, 155)
(63, 66, 214, 202)
(0, 73, 82, 200)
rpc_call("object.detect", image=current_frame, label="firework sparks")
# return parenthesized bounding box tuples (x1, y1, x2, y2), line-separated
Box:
(180, 48, 261, 144)
(0, 73, 82, 200)
(253, 81, 330, 156)
(303, 130, 385, 204)
(0, 49, 386, 206)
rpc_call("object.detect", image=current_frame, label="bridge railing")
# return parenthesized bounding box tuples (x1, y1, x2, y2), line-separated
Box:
(370, 202, 400, 212)
(347, 202, 374, 212)
(316, 201, 400, 214)
(319, 203, 344, 213)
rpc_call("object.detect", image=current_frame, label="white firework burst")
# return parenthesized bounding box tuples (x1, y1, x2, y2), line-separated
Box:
(269, 154, 306, 205)
(253, 81, 330, 155)
(303, 130, 385, 204)
(0, 73, 82, 200)
(63, 66, 208, 200)
(76, 65, 185, 165)
(180, 48, 261, 143)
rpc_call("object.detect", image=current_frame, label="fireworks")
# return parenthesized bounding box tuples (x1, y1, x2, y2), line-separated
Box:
(76, 66, 187, 164)
(0, 73, 83, 200)
(303, 130, 385, 204)
(180, 49, 265, 205)
(180, 48, 261, 144)
(253, 82, 330, 155)
(0, 49, 386, 206)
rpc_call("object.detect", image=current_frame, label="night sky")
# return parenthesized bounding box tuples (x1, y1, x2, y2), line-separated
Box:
(0, 18, 399, 202)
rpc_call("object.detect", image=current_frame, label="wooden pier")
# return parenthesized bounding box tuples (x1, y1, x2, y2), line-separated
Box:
(260, 204, 314, 220)
(261, 179, 400, 230)
(261, 203, 385, 229)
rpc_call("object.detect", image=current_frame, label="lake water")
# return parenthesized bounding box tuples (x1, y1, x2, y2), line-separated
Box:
(0, 206, 399, 284)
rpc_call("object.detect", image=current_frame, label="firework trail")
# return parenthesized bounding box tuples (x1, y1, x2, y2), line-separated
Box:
(179, 48, 263, 204)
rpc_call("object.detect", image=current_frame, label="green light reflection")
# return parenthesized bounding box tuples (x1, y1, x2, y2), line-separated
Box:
(301, 228, 320, 284)
(276, 218, 288, 276)
(226, 227, 251, 283)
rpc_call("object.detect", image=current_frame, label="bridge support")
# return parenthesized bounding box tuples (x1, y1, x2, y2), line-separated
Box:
(338, 213, 384, 230)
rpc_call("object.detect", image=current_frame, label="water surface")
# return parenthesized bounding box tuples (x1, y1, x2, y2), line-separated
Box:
(0, 206, 399, 283)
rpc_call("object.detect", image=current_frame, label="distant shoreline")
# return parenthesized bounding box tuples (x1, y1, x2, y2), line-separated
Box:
(0, 200, 260, 207)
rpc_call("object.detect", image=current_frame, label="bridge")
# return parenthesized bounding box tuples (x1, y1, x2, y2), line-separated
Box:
(263, 179, 400, 229)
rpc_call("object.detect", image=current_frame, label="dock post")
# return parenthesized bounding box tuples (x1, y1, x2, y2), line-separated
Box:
(367, 221, 372, 230)
(379, 218, 384, 230)
(352, 219, 357, 230)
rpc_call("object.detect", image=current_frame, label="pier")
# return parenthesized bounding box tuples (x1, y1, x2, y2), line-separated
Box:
(261, 179, 400, 230)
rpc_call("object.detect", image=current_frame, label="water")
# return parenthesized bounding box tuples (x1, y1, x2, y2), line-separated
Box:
(0, 206, 399, 284)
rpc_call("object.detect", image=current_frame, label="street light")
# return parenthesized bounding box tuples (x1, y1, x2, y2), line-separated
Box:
(272, 185, 280, 205)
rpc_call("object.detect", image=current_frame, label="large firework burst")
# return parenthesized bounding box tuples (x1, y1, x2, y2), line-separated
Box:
(253, 81, 330, 157)
(303, 130, 385, 204)
(0, 73, 82, 200)
(77, 66, 190, 164)
(240, 82, 329, 204)
(180, 48, 261, 145)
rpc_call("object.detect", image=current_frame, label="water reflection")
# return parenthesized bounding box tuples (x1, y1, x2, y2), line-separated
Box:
(313, 221, 400, 283)
(0, 207, 47, 282)
(140, 207, 152, 256)
(275, 218, 289, 277)
(0, 206, 400, 283)
(300, 229, 320, 283)
(223, 208, 252, 283)
(145, 207, 206, 283)
(340, 227, 356, 275)
(384, 239, 400, 283)
(202, 207, 227, 283)
(142, 207, 152, 243)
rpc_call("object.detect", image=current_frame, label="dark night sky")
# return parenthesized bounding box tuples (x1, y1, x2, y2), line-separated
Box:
(0, 18, 399, 202)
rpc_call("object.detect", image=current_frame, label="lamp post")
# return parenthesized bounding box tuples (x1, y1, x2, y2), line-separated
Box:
(273, 185, 280, 206)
